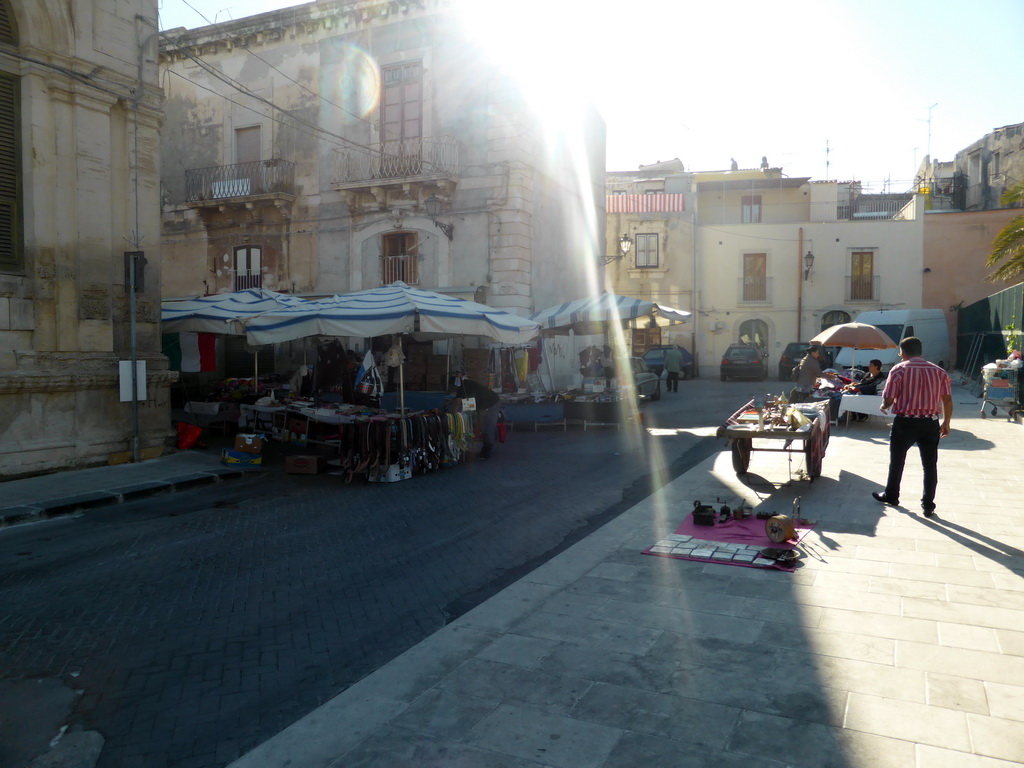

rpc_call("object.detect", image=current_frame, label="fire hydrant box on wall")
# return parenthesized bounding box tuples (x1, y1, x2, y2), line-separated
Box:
(234, 434, 264, 454)
(285, 455, 326, 474)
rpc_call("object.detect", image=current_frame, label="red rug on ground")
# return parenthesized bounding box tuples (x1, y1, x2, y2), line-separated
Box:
(642, 513, 815, 571)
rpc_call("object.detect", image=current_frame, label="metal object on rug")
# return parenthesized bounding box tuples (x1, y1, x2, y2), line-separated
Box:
(765, 514, 797, 543)
(760, 548, 800, 564)
(692, 500, 716, 526)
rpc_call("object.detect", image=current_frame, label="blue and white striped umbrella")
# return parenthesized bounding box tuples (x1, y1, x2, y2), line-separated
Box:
(530, 293, 691, 330)
(161, 289, 307, 334)
(240, 282, 540, 345)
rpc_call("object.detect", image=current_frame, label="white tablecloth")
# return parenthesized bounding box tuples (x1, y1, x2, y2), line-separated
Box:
(837, 394, 894, 421)
(239, 404, 286, 429)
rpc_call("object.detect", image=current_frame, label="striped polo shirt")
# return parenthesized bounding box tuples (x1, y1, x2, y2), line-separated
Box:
(882, 356, 951, 417)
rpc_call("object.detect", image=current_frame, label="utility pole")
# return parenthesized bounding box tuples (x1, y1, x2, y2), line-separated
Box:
(926, 103, 938, 161)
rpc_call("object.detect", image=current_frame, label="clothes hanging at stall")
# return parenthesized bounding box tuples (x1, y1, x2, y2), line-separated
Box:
(328, 410, 473, 484)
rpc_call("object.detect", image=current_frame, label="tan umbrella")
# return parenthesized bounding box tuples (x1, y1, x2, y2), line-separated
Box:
(810, 322, 898, 369)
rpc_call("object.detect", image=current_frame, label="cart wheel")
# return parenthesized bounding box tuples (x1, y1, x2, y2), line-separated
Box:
(731, 438, 752, 474)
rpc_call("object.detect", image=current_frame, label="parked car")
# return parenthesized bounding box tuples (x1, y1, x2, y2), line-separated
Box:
(778, 342, 835, 381)
(720, 344, 767, 381)
(631, 357, 661, 400)
(641, 345, 696, 379)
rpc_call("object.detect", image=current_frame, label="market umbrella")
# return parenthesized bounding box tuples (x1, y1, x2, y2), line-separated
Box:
(161, 288, 308, 392)
(530, 292, 691, 330)
(810, 322, 898, 370)
(240, 282, 540, 346)
(161, 288, 307, 334)
(238, 283, 541, 444)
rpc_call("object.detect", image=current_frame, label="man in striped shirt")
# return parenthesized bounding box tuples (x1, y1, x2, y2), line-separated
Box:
(872, 337, 953, 517)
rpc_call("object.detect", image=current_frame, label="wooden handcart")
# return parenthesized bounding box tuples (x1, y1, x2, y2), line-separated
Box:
(717, 399, 830, 481)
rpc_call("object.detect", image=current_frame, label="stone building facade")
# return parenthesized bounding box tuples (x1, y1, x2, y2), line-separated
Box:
(607, 162, 927, 376)
(158, 0, 605, 363)
(0, 0, 168, 478)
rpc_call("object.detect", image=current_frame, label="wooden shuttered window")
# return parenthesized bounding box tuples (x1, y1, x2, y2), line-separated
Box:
(0, 72, 21, 270)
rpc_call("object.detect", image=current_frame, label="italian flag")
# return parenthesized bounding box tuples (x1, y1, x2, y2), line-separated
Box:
(163, 332, 217, 372)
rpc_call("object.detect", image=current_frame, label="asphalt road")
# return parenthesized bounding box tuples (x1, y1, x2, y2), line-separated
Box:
(0, 378, 761, 768)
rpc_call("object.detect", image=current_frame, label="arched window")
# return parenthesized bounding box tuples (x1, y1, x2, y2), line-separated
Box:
(738, 319, 769, 354)
(0, 0, 21, 272)
(821, 310, 851, 330)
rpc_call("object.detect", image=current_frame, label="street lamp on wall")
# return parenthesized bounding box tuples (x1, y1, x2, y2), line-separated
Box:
(604, 232, 633, 264)
(803, 250, 815, 280)
(424, 195, 454, 241)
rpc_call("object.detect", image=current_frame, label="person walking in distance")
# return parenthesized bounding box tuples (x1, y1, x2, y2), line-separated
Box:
(663, 345, 684, 393)
(872, 337, 952, 517)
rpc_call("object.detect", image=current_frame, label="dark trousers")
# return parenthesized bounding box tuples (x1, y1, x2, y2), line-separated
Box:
(479, 404, 499, 458)
(885, 416, 940, 508)
(666, 371, 680, 392)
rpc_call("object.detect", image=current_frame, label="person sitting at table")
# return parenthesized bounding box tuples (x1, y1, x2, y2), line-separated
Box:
(841, 359, 886, 421)
(843, 359, 886, 395)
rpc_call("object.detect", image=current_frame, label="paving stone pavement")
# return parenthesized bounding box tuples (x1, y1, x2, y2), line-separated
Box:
(0, 396, 714, 768)
(223, 384, 1024, 768)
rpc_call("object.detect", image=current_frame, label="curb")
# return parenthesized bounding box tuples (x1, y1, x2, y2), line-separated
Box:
(0, 468, 254, 529)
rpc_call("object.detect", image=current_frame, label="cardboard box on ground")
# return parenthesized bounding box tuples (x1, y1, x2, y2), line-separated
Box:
(285, 455, 326, 474)
(234, 434, 264, 454)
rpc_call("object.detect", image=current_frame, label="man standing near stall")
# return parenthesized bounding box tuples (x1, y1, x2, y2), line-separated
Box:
(449, 374, 501, 459)
(873, 337, 952, 517)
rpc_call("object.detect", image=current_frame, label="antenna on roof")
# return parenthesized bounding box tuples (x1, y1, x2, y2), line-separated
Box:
(825, 139, 830, 181)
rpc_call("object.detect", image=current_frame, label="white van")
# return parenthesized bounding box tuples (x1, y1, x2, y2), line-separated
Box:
(835, 309, 950, 370)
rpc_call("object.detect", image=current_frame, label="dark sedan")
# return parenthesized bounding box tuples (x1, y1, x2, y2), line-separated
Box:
(720, 344, 766, 381)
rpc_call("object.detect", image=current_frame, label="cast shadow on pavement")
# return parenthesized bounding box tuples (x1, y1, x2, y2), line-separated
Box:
(909, 511, 1024, 570)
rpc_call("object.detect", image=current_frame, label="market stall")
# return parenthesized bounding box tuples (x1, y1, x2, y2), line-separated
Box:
(717, 398, 830, 480)
(234, 282, 540, 481)
(523, 293, 692, 418)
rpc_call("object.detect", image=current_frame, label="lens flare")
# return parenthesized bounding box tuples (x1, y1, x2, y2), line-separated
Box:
(323, 43, 380, 121)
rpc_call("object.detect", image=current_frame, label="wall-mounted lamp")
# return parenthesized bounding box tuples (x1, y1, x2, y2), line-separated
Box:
(424, 195, 454, 241)
(803, 250, 815, 280)
(603, 233, 633, 264)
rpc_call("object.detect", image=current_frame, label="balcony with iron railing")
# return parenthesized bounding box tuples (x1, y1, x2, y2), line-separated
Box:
(380, 254, 418, 286)
(185, 159, 296, 204)
(234, 270, 262, 291)
(332, 137, 460, 188)
(737, 276, 773, 304)
(845, 275, 881, 302)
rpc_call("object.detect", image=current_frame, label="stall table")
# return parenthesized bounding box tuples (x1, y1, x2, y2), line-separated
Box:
(837, 394, 894, 426)
(717, 400, 830, 480)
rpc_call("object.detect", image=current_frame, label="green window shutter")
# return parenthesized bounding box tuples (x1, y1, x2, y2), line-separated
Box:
(0, 0, 17, 44)
(0, 72, 20, 270)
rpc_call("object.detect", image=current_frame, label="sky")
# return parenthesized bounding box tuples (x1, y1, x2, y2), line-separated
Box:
(158, 0, 1024, 192)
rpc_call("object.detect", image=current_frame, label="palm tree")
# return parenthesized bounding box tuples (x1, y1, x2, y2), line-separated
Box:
(986, 181, 1024, 281)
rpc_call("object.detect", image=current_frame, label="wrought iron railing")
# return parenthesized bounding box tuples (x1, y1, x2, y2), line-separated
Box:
(380, 254, 418, 285)
(737, 276, 773, 303)
(234, 271, 262, 291)
(185, 159, 296, 203)
(333, 136, 460, 184)
(846, 275, 880, 301)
